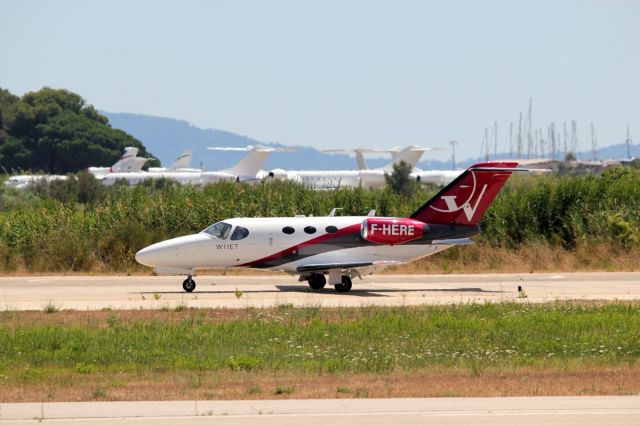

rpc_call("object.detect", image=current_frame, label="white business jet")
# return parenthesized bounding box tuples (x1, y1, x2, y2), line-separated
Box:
(267, 145, 431, 189)
(136, 161, 526, 293)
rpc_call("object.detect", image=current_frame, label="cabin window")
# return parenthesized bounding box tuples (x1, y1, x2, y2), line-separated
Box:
(202, 221, 232, 239)
(230, 226, 250, 241)
(304, 226, 316, 234)
(325, 225, 338, 233)
(282, 226, 295, 234)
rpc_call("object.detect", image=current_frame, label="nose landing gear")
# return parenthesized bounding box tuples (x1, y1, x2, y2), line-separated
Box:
(182, 276, 196, 292)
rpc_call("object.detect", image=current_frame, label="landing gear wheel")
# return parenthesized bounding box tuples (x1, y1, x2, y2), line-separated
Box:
(334, 275, 352, 293)
(308, 273, 326, 290)
(182, 276, 196, 293)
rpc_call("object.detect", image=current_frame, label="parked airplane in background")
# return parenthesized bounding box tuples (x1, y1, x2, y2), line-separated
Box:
(89, 147, 150, 176)
(136, 162, 525, 293)
(203, 145, 295, 184)
(5, 146, 150, 190)
(4, 174, 69, 190)
(322, 145, 465, 187)
(97, 145, 292, 186)
(148, 150, 201, 173)
(412, 169, 464, 186)
(267, 145, 431, 189)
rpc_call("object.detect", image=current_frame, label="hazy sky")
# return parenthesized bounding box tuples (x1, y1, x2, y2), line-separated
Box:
(1, 0, 638, 161)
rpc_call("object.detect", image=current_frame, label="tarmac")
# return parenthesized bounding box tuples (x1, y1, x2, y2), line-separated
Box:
(2, 273, 640, 424)
(1, 396, 640, 425)
(0, 272, 639, 311)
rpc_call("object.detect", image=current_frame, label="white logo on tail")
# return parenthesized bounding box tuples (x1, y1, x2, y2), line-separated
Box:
(429, 171, 489, 221)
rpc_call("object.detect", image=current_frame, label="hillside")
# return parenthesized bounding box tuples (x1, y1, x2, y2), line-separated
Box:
(104, 112, 388, 171)
(104, 112, 638, 172)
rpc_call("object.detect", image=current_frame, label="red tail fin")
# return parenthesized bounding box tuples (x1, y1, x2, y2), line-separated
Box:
(410, 162, 518, 225)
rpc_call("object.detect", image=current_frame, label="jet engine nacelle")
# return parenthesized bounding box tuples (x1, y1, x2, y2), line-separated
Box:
(267, 169, 288, 180)
(267, 169, 302, 184)
(360, 218, 425, 245)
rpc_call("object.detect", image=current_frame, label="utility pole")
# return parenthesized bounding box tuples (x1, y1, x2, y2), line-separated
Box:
(449, 140, 459, 170)
(591, 122, 599, 161)
(625, 125, 633, 159)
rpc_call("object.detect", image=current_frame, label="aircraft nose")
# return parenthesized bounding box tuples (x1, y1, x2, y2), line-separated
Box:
(135, 234, 212, 268)
(135, 245, 161, 267)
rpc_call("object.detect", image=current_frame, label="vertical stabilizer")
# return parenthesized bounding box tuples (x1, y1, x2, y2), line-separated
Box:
(169, 150, 193, 170)
(111, 147, 146, 172)
(209, 146, 294, 178)
(410, 162, 518, 225)
(378, 145, 427, 172)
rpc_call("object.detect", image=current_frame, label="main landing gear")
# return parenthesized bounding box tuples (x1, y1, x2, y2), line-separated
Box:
(308, 273, 326, 290)
(306, 274, 352, 292)
(334, 275, 352, 293)
(182, 275, 196, 293)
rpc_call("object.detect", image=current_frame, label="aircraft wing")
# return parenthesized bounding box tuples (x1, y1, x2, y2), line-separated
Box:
(297, 260, 405, 276)
(297, 262, 374, 272)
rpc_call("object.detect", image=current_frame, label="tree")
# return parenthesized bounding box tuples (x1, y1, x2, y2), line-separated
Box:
(0, 87, 159, 173)
(384, 160, 420, 197)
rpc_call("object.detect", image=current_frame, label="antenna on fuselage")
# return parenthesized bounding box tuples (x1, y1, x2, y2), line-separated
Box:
(328, 207, 343, 217)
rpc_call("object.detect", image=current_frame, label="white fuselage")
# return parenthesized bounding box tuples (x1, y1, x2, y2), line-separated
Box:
(4, 175, 69, 190)
(98, 171, 204, 186)
(413, 170, 463, 186)
(135, 216, 451, 275)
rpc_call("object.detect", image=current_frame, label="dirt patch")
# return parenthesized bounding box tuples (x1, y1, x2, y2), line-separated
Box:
(1, 367, 638, 402)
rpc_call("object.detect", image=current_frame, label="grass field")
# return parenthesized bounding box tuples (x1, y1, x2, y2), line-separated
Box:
(1, 302, 639, 401)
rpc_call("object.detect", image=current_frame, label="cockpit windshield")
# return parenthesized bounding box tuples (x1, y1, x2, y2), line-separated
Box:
(202, 221, 232, 239)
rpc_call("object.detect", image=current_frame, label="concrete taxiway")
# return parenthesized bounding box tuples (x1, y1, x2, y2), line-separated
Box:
(0, 272, 639, 311)
(1, 396, 639, 425)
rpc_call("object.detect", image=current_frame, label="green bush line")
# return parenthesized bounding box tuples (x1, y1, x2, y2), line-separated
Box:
(0, 303, 639, 378)
(0, 167, 639, 272)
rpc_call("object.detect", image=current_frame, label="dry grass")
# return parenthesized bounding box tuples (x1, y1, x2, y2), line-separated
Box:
(389, 243, 640, 275)
(1, 367, 638, 402)
(5, 242, 637, 277)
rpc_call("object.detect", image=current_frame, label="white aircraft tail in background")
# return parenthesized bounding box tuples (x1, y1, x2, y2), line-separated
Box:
(207, 145, 295, 182)
(89, 146, 150, 176)
(322, 145, 443, 172)
(169, 150, 193, 170)
(148, 150, 200, 173)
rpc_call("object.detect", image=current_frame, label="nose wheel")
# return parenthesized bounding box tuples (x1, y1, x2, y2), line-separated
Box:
(182, 276, 196, 293)
(334, 275, 352, 293)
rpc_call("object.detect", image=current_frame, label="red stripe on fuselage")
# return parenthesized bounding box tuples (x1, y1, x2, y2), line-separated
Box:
(239, 223, 362, 267)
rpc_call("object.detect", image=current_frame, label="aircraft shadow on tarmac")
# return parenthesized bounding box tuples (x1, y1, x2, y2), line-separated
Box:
(138, 285, 504, 297)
